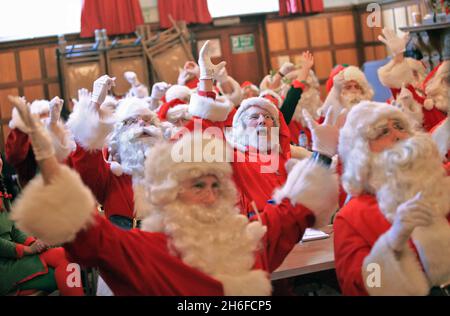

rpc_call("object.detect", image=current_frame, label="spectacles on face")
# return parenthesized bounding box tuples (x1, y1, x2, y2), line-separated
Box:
(123, 115, 154, 127)
(368, 119, 408, 141)
(246, 113, 273, 122)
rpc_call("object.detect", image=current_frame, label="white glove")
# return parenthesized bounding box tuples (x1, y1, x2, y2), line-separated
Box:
(215, 67, 228, 83)
(378, 28, 409, 56)
(91, 75, 115, 105)
(279, 62, 295, 76)
(303, 103, 347, 157)
(333, 71, 345, 92)
(124, 71, 138, 85)
(151, 82, 170, 100)
(198, 40, 226, 80)
(9, 96, 55, 161)
(386, 192, 433, 252)
(49, 96, 63, 125)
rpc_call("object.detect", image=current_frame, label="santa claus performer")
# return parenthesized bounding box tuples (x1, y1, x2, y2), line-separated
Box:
(187, 42, 328, 214)
(423, 60, 449, 113)
(318, 64, 374, 118)
(377, 27, 446, 131)
(334, 101, 450, 295)
(177, 61, 200, 89)
(9, 100, 339, 294)
(241, 81, 260, 99)
(6, 96, 75, 187)
(66, 76, 165, 230)
(124, 71, 149, 98)
(392, 84, 424, 130)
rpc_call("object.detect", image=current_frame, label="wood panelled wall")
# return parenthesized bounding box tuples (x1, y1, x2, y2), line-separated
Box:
(0, 43, 61, 149)
(265, 7, 387, 98)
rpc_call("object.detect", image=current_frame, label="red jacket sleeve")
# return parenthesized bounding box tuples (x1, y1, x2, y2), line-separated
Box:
(65, 144, 111, 204)
(257, 199, 315, 272)
(5, 129, 37, 187)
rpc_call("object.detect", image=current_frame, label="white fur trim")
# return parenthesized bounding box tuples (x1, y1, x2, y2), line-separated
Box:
(115, 97, 155, 122)
(233, 97, 280, 127)
(67, 98, 116, 151)
(47, 121, 76, 162)
(9, 107, 30, 133)
(217, 76, 243, 106)
(30, 100, 50, 115)
(165, 85, 192, 103)
(11, 165, 97, 246)
(378, 58, 416, 89)
(166, 104, 190, 122)
(362, 232, 430, 295)
(216, 270, 272, 295)
(289, 145, 313, 160)
(110, 161, 123, 176)
(273, 158, 339, 228)
(259, 89, 283, 108)
(188, 93, 233, 122)
(431, 119, 450, 159)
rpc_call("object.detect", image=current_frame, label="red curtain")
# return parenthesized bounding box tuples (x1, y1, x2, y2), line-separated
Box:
(158, 0, 212, 29)
(81, 0, 144, 38)
(279, 0, 324, 16)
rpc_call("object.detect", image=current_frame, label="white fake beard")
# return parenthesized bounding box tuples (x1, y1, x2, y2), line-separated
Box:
(233, 126, 280, 153)
(293, 89, 322, 125)
(425, 84, 449, 113)
(340, 91, 365, 109)
(396, 100, 424, 130)
(118, 125, 162, 176)
(367, 133, 450, 221)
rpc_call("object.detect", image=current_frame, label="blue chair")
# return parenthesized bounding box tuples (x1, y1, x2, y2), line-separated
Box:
(362, 58, 393, 102)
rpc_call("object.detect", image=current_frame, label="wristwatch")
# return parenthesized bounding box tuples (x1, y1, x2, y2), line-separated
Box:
(311, 151, 333, 167)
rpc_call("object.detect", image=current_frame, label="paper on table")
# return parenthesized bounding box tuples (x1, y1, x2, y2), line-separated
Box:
(301, 228, 330, 242)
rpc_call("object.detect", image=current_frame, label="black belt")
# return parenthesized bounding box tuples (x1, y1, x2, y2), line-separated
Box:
(109, 215, 142, 230)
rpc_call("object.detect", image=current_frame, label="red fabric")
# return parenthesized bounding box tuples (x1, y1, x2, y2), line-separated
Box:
(23, 237, 36, 246)
(390, 85, 446, 131)
(5, 129, 37, 188)
(80, 0, 144, 38)
(291, 79, 306, 90)
(157, 98, 187, 121)
(185, 77, 199, 89)
(288, 119, 311, 146)
(39, 247, 84, 296)
(197, 90, 217, 99)
(66, 144, 135, 219)
(279, 0, 324, 16)
(64, 199, 313, 295)
(325, 64, 347, 93)
(15, 244, 25, 259)
(157, 0, 212, 29)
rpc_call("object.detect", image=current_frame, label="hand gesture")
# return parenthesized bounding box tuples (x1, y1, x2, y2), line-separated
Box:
(49, 96, 64, 125)
(124, 71, 138, 85)
(301, 51, 314, 70)
(30, 239, 48, 253)
(214, 67, 229, 83)
(378, 27, 409, 56)
(333, 71, 345, 92)
(91, 75, 116, 105)
(303, 103, 347, 157)
(198, 40, 226, 80)
(387, 192, 433, 251)
(151, 82, 171, 100)
(279, 62, 295, 76)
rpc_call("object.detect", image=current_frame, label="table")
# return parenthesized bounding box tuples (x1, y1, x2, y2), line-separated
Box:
(271, 228, 335, 281)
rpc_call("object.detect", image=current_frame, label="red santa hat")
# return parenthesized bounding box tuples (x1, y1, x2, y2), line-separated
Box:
(259, 90, 283, 108)
(165, 84, 192, 103)
(9, 99, 50, 132)
(232, 97, 280, 128)
(326, 65, 374, 99)
(157, 98, 188, 121)
(144, 131, 235, 206)
(241, 81, 260, 93)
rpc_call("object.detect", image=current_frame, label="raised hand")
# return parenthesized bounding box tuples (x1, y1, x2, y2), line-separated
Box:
(279, 62, 295, 76)
(151, 82, 171, 100)
(378, 27, 409, 56)
(198, 40, 226, 80)
(91, 75, 116, 105)
(124, 71, 138, 85)
(49, 96, 64, 125)
(303, 103, 347, 158)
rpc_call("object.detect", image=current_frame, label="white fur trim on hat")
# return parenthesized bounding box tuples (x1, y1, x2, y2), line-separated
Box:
(217, 76, 244, 106)
(67, 97, 116, 151)
(30, 100, 50, 115)
(11, 165, 97, 246)
(259, 90, 283, 108)
(188, 93, 233, 122)
(362, 232, 430, 295)
(338, 101, 411, 165)
(272, 158, 339, 228)
(145, 132, 234, 206)
(378, 57, 420, 89)
(343, 66, 374, 100)
(165, 85, 192, 103)
(233, 97, 280, 128)
(115, 97, 154, 122)
(166, 104, 190, 122)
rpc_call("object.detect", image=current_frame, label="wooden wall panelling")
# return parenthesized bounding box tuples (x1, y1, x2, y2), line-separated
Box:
(19, 49, 42, 81)
(335, 48, 359, 66)
(313, 50, 333, 80)
(0, 52, 17, 84)
(331, 15, 355, 45)
(48, 83, 61, 99)
(308, 18, 330, 48)
(23, 85, 45, 101)
(266, 21, 287, 52)
(375, 45, 387, 59)
(364, 46, 376, 61)
(286, 19, 308, 50)
(0, 88, 19, 149)
(44, 46, 58, 78)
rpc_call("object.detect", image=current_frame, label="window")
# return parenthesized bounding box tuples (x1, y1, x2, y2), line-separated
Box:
(0, 0, 83, 42)
(207, 0, 279, 18)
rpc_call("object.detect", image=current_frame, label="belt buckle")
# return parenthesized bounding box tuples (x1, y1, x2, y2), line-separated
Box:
(132, 218, 137, 229)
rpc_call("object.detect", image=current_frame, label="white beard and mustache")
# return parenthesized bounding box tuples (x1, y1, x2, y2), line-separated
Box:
(366, 133, 450, 286)
(394, 100, 424, 131)
(141, 197, 271, 295)
(231, 125, 280, 153)
(340, 91, 365, 109)
(117, 125, 163, 176)
(293, 89, 322, 126)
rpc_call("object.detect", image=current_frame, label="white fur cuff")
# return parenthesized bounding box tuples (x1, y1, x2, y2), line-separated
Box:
(11, 165, 97, 245)
(47, 121, 76, 162)
(273, 159, 339, 228)
(66, 99, 115, 150)
(189, 93, 233, 122)
(378, 58, 414, 89)
(431, 119, 450, 159)
(362, 232, 430, 296)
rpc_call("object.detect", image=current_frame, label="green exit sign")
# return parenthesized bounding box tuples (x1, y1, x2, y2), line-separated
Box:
(231, 34, 255, 54)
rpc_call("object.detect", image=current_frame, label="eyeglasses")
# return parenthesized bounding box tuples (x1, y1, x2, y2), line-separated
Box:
(123, 115, 154, 126)
(368, 119, 408, 140)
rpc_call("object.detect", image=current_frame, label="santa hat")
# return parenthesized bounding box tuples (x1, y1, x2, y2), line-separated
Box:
(9, 99, 50, 132)
(157, 98, 188, 121)
(165, 85, 192, 103)
(144, 131, 234, 206)
(338, 101, 412, 166)
(241, 81, 260, 93)
(233, 97, 280, 128)
(115, 97, 154, 122)
(326, 65, 374, 99)
(259, 90, 283, 108)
